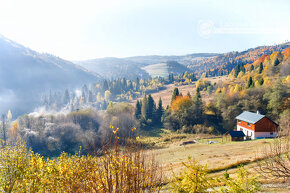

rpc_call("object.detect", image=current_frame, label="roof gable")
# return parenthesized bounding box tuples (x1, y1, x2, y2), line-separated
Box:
(236, 111, 265, 124)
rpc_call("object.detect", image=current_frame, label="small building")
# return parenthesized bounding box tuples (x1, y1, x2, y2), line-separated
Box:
(236, 111, 278, 139)
(227, 130, 246, 141)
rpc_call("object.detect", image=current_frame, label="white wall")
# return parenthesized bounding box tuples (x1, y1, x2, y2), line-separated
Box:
(255, 132, 277, 138)
(237, 125, 277, 139)
(237, 125, 255, 139)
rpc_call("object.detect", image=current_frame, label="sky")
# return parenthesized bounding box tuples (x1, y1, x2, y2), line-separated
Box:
(0, 0, 289, 60)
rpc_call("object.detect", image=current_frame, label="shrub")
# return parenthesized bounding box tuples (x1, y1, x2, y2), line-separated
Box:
(220, 166, 260, 193)
(0, 129, 163, 192)
(171, 157, 213, 193)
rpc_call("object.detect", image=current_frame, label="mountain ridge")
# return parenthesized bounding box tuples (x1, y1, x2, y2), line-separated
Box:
(0, 35, 102, 116)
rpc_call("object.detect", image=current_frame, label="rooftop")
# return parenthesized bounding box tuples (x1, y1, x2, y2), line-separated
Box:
(236, 111, 265, 124)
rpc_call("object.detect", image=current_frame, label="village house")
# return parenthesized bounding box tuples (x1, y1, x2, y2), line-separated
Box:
(235, 111, 279, 139)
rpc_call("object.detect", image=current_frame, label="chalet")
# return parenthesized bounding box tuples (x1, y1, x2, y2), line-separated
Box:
(236, 111, 278, 139)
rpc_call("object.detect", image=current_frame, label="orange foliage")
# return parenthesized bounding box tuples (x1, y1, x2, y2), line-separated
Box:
(282, 47, 290, 59)
(171, 96, 192, 111)
(254, 54, 269, 66)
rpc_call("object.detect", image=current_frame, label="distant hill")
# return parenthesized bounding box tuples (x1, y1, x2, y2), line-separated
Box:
(76, 53, 217, 80)
(75, 57, 150, 80)
(77, 43, 290, 79)
(142, 61, 192, 78)
(0, 35, 101, 116)
(125, 53, 218, 65)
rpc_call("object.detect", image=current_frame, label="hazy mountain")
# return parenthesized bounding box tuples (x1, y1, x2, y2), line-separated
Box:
(142, 61, 192, 78)
(75, 57, 151, 80)
(76, 53, 217, 80)
(125, 53, 219, 65)
(0, 35, 101, 116)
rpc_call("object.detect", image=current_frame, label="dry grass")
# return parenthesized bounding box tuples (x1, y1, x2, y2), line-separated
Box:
(142, 135, 274, 175)
(132, 76, 229, 107)
(140, 131, 290, 192)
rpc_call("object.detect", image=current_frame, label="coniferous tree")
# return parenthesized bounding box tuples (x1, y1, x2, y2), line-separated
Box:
(192, 88, 204, 124)
(135, 100, 142, 119)
(171, 88, 179, 103)
(247, 76, 254, 88)
(155, 97, 163, 124)
(194, 88, 203, 112)
(250, 64, 254, 71)
(136, 77, 140, 91)
(274, 58, 280, 66)
(141, 95, 148, 119)
(259, 78, 264, 85)
(259, 63, 263, 74)
(147, 94, 155, 120)
(234, 64, 241, 77)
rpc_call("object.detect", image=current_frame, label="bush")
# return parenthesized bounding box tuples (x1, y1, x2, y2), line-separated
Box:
(220, 166, 260, 193)
(170, 158, 260, 193)
(171, 157, 213, 193)
(0, 132, 163, 192)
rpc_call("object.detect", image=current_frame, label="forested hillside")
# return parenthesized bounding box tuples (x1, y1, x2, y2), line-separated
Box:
(195, 42, 290, 77)
(0, 35, 101, 116)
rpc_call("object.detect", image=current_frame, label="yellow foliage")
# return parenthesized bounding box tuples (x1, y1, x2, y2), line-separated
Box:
(9, 122, 19, 140)
(283, 75, 290, 83)
(0, 138, 162, 192)
(171, 96, 192, 112)
(233, 84, 241, 93)
(254, 80, 260, 87)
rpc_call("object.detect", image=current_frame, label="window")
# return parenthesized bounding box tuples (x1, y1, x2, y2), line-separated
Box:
(270, 132, 273, 135)
(238, 120, 241, 123)
(248, 123, 251, 127)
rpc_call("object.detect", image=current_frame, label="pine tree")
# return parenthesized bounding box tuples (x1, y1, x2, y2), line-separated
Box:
(141, 95, 148, 119)
(135, 100, 142, 119)
(259, 63, 263, 74)
(136, 77, 140, 91)
(155, 97, 163, 124)
(274, 58, 280, 66)
(250, 65, 254, 71)
(247, 76, 254, 88)
(234, 64, 241, 77)
(147, 94, 156, 120)
(193, 88, 204, 124)
(171, 88, 179, 103)
(259, 78, 264, 85)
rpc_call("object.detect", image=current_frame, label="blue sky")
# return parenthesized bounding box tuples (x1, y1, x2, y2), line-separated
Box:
(0, 0, 289, 60)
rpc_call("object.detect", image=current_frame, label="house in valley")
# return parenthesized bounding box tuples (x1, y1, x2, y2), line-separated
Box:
(235, 111, 278, 139)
